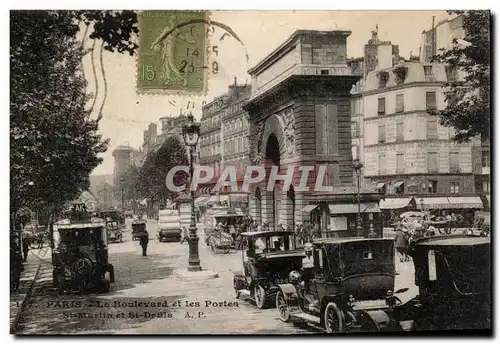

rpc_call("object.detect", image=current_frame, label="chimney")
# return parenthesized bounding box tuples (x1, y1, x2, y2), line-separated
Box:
(234, 76, 237, 85)
(431, 16, 436, 58)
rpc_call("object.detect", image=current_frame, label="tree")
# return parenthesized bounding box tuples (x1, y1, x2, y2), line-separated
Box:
(137, 137, 189, 206)
(430, 10, 491, 142)
(10, 11, 139, 225)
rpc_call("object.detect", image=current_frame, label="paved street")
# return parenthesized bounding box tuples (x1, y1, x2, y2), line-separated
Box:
(14, 220, 418, 334)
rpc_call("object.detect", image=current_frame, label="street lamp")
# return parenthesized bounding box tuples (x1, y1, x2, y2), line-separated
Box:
(120, 177, 125, 214)
(182, 113, 202, 272)
(353, 159, 364, 237)
(420, 198, 425, 221)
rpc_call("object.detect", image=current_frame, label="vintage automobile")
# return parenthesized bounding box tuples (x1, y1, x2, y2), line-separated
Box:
(132, 220, 148, 241)
(52, 203, 115, 294)
(275, 237, 406, 333)
(157, 209, 181, 242)
(106, 220, 123, 243)
(392, 234, 491, 331)
(96, 209, 124, 228)
(232, 230, 305, 309)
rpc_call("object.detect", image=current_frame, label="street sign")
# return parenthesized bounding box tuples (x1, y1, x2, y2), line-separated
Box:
(72, 203, 87, 213)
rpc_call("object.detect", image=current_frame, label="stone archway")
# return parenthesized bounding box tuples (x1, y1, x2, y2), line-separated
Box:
(253, 111, 296, 231)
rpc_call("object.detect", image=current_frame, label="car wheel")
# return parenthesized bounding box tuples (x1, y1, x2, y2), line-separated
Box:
(276, 290, 291, 322)
(324, 302, 345, 333)
(254, 284, 266, 309)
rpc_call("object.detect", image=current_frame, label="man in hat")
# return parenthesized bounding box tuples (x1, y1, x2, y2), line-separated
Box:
(139, 231, 149, 257)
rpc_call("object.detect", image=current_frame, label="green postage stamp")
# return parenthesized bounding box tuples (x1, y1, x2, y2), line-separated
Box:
(137, 10, 209, 94)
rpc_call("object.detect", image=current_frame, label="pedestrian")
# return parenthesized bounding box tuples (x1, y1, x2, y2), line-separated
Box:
(180, 227, 189, 244)
(229, 223, 236, 241)
(394, 228, 407, 262)
(139, 232, 149, 256)
(22, 236, 29, 262)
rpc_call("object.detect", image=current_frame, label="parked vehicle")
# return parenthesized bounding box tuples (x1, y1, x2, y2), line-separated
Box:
(157, 209, 181, 242)
(106, 220, 123, 243)
(52, 203, 115, 294)
(392, 234, 491, 330)
(232, 230, 304, 309)
(275, 237, 405, 333)
(132, 220, 148, 241)
(207, 229, 233, 253)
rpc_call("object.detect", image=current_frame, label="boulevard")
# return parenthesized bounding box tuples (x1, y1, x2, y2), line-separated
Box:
(15, 219, 417, 334)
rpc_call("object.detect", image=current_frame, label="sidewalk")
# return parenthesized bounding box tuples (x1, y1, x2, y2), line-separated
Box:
(10, 253, 42, 333)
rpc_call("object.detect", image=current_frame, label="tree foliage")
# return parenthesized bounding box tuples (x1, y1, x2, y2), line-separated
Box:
(430, 10, 491, 142)
(10, 10, 139, 221)
(137, 137, 189, 204)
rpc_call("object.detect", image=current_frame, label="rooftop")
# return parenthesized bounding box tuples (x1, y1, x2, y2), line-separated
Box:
(248, 29, 352, 75)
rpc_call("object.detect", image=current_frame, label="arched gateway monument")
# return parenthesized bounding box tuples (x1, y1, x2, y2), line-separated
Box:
(244, 30, 383, 237)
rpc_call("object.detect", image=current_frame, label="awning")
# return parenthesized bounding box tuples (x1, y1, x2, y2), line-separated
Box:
(376, 183, 386, 189)
(328, 203, 381, 214)
(206, 195, 229, 204)
(194, 196, 209, 205)
(302, 205, 319, 213)
(379, 197, 413, 210)
(393, 181, 404, 188)
(417, 197, 450, 210)
(447, 196, 484, 209)
(230, 194, 249, 203)
(486, 195, 490, 205)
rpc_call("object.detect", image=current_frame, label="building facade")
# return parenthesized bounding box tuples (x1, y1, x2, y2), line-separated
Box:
(199, 94, 226, 193)
(222, 83, 251, 182)
(354, 60, 483, 216)
(245, 30, 382, 237)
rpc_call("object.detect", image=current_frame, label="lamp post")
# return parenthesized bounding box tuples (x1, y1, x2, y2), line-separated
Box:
(182, 113, 202, 272)
(420, 198, 425, 221)
(120, 177, 125, 214)
(353, 159, 364, 237)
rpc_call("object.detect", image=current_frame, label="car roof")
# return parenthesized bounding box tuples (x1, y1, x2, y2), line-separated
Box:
(312, 237, 394, 245)
(260, 250, 306, 259)
(241, 230, 294, 237)
(414, 235, 490, 247)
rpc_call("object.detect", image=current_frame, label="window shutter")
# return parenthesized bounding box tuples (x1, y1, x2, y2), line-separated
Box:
(426, 92, 437, 110)
(427, 120, 438, 139)
(396, 94, 404, 113)
(427, 152, 438, 172)
(377, 98, 385, 114)
(378, 124, 386, 143)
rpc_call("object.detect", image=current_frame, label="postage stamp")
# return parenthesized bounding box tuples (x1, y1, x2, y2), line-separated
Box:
(137, 10, 209, 94)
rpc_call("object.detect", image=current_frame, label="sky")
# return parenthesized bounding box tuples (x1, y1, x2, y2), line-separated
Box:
(85, 10, 451, 176)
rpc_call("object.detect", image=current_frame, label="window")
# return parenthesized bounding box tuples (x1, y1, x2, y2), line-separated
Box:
(449, 152, 460, 173)
(396, 122, 404, 142)
(427, 120, 438, 139)
(378, 154, 386, 175)
(321, 69, 329, 75)
(378, 124, 386, 143)
(483, 180, 490, 193)
(445, 65, 457, 81)
(377, 98, 386, 115)
(396, 153, 405, 174)
(426, 92, 437, 111)
(482, 151, 490, 167)
(428, 180, 438, 194)
(427, 152, 438, 173)
(424, 66, 433, 76)
(450, 181, 460, 194)
(396, 94, 404, 113)
(395, 182, 405, 195)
